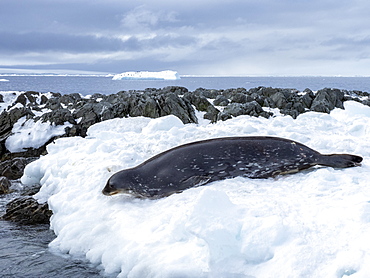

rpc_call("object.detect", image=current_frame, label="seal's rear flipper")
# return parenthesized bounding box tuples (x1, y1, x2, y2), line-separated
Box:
(319, 154, 363, 168)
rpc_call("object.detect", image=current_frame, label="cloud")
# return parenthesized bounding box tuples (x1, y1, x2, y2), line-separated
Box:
(121, 5, 178, 30)
(1, 0, 370, 75)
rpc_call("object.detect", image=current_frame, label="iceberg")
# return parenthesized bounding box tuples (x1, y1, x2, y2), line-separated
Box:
(112, 70, 180, 80)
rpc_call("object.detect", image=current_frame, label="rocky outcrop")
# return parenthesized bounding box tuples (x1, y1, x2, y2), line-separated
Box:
(1, 196, 52, 224)
(0, 157, 38, 180)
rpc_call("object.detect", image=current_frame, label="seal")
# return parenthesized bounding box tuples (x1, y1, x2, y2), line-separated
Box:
(102, 136, 363, 198)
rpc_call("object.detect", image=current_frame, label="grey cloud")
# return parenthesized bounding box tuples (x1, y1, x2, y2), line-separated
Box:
(1, 0, 370, 75)
(0, 32, 139, 53)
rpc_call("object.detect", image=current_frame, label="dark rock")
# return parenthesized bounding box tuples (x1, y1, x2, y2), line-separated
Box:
(0, 157, 37, 180)
(0, 107, 35, 142)
(230, 93, 248, 103)
(311, 88, 345, 113)
(183, 92, 214, 112)
(24, 91, 40, 105)
(15, 93, 27, 106)
(162, 86, 189, 95)
(218, 101, 272, 121)
(301, 90, 315, 109)
(157, 93, 197, 124)
(0, 176, 11, 194)
(203, 105, 220, 123)
(59, 93, 82, 106)
(39, 108, 76, 125)
(213, 95, 229, 106)
(40, 95, 49, 105)
(193, 88, 221, 99)
(0, 93, 3, 102)
(44, 97, 63, 110)
(1, 196, 52, 224)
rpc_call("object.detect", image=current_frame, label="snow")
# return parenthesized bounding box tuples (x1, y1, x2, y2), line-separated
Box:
(112, 70, 180, 80)
(20, 101, 370, 277)
(5, 116, 72, 153)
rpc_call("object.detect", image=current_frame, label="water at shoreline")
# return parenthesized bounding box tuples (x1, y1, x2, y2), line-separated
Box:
(0, 192, 105, 277)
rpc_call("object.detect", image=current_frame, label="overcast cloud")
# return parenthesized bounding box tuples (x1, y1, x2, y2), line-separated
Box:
(1, 0, 370, 75)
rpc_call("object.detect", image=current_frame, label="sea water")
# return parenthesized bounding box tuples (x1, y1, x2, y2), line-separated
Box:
(1, 75, 370, 277)
(1, 75, 370, 95)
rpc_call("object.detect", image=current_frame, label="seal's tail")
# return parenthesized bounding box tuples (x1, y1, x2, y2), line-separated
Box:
(319, 154, 363, 168)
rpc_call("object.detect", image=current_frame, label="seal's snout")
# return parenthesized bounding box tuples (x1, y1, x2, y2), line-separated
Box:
(102, 180, 119, 196)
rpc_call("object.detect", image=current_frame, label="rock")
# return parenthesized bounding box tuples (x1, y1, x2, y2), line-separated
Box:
(230, 92, 248, 103)
(1, 196, 52, 224)
(0, 107, 35, 143)
(217, 101, 272, 121)
(162, 86, 189, 95)
(183, 92, 214, 111)
(39, 108, 76, 125)
(0, 93, 3, 103)
(0, 176, 11, 194)
(301, 89, 315, 109)
(0, 157, 38, 180)
(311, 88, 345, 113)
(44, 97, 63, 110)
(157, 93, 197, 124)
(59, 93, 82, 106)
(213, 95, 229, 106)
(193, 88, 221, 99)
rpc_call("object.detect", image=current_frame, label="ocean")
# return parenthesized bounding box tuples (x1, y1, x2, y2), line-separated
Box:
(1, 75, 370, 95)
(1, 75, 370, 277)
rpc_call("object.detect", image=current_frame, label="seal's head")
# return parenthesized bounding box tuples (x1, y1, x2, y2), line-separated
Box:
(102, 169, 146, 198)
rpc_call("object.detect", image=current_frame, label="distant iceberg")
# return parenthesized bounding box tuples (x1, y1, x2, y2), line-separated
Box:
(112, 70, 180, 80)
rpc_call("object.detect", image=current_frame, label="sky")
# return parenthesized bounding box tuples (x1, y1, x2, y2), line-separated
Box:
(1, 0, 370, 76)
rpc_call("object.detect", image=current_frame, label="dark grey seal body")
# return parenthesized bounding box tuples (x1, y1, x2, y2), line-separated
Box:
(102, 136, 362, 198)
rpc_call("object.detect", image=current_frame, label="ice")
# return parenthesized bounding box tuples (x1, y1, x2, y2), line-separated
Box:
(20, 101, 370, 277)
(112, 70, 180, 80)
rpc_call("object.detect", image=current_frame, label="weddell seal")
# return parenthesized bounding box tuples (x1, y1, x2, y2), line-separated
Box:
(102, 136, 363, 198)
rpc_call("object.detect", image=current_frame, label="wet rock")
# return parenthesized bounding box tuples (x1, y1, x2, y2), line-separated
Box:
(0, 157, 37, 180)
(1, 196, 52, 225)
(0, 93, 3, 102)
(0, 176, 11, 194)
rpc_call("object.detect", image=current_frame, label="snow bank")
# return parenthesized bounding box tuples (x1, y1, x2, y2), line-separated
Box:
(22, 102, 370, 277)
(112, 70, 180, 80)
(5, 117, 72, 152)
